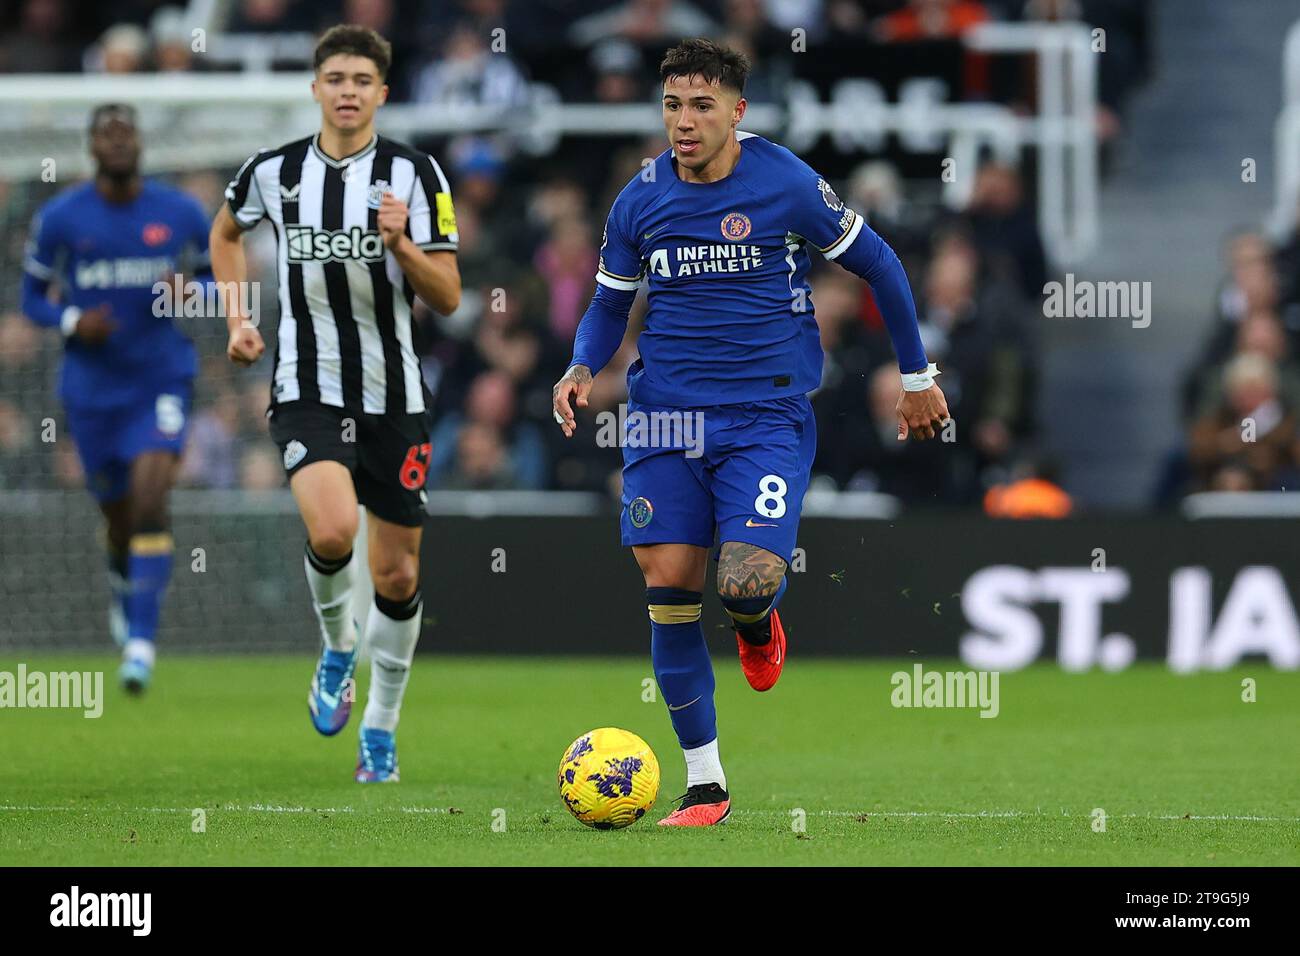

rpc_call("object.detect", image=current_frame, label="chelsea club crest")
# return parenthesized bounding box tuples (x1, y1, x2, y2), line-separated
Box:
(720, 212, 752, 241)
(628, 497, 654, 529)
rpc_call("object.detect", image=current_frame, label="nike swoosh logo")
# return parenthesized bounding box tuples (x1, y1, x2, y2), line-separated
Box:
(746, 518, 779, 527)
(644, 224, 671, 240)
(667, 695, 702, 712)
(772, 646, 781, 665)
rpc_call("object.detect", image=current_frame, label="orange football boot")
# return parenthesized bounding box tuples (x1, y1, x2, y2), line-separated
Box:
(658, 783, 731, 826)
(736, 607, 786, 691)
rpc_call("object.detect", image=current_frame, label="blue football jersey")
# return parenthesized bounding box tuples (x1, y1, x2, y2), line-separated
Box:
(23, 179, 210, 409)
(595, 133, 868, 407)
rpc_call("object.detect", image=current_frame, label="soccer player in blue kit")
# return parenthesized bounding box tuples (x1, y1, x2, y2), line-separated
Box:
(552, 40, 950, 826)
(22, 104, 212, 693)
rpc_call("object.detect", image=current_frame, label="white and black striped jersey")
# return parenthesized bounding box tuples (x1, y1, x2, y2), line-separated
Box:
(224, 133, 458, 415)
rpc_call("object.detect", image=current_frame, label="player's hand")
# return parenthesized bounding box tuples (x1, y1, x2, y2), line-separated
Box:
(227, 325, 265, 367)
(377, 192, 409, 250)
(552, 364, 593, 438)
(897, 383, 951, 441)
(72, 304, 117, 346)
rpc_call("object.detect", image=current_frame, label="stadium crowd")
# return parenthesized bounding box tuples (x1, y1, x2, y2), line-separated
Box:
(1153, 225, 1300, 504)
(0, 0, 1157, 511)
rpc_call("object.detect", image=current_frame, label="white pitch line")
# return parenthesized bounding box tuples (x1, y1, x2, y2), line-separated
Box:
(0, 805, 1296, 822)
(0, 804, 452, 815)
(732, 810, 1300, 823)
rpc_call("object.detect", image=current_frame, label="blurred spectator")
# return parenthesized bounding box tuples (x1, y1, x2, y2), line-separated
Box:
(52, 440, 84, 490)
(569, 0, 718, 48)
(534, 216, 598, 343)
(723, 0, 789, 56)
(873, 0, 991, 41)
(442, 421, 516, 489)
(93, 23, 148, 73)
(0, 0, 81, 73)
(151, 6, 193, 72)
(180, 387, 241, 489)
(916, 234, 1033, 475)
(0, 400, 42, 489)
(1180, 232, 1296, 420)
(960, 161, 1048, 301)
(589, 39, 648, 104)
(411, 22, 530, 109)
(0, 310, 44, 384)
(228, 0, 317, 33)
(1188, 311, 1300, 421)
(239, 445, 284, 490)
(1022, 0, 1154, 143)
(821, 362, 951, 501)
(430, 370, 547, 489)
(240, 380, 272, 436)
(1188, 353, 1299, 492)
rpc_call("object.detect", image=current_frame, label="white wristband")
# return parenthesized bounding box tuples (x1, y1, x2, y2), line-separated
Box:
(901, 362, 940, 392)
(59, 306, 82, 338)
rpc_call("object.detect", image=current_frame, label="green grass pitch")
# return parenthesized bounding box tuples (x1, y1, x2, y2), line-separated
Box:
(1, 654, 1297, 865)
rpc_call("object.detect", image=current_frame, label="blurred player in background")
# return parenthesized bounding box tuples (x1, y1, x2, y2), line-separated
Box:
(211, 25, 460, 782)
(21, 103, 212, 694)
(553, 39, 950, 825)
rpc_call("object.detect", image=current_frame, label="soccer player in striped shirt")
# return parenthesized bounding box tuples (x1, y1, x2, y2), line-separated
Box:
(552, 39, 950, 825)
(210, 25, 461, 782)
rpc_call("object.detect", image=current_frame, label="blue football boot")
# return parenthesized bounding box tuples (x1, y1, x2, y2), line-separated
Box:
(355, 726, 399, 783)
(308, 644, 358, 736)
(119, 655, 152, 695)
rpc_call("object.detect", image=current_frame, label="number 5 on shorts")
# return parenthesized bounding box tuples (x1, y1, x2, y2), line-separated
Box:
(400, 442, 432, 490)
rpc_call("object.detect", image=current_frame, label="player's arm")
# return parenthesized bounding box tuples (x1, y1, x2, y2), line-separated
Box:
(381, 204, 462, 315)
(20, 208, 115, 345)
(552, 203, 642, 437)
(210, 202, 264, 367)
(214, 152, 270, 365)
(386, 155, 461, 315)
(553, 284, 636, 437)
(795, 172, 949, 440)
(840, 230, 949, 440)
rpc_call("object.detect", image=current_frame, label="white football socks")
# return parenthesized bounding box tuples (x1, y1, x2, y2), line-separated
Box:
(683, 738, 726, 791)
(361, 593, 422, 733)
(303, 548, 357, 653)
(123, 638, 155, 667)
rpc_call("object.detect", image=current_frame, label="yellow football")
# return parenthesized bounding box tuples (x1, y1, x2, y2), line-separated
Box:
(557, 727, 660, 829)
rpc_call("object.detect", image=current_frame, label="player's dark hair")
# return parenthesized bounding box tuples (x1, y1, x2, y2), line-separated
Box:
(314, 24, 392, 80)
(659, 38, 750, 95)
(88, 103, 137, 132)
